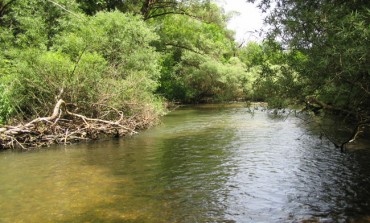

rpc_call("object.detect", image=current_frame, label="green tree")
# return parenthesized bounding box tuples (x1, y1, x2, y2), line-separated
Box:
(152, 3, 247, 102)
(249, 0, 370, 144)
(75, 0, 209, 20)
(76, 0, 142, 15)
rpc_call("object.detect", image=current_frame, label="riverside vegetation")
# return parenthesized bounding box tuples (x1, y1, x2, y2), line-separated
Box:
(0, 0, 369, 149)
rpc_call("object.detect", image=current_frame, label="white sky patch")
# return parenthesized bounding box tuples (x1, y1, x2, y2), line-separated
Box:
(214, 0, 264, 44)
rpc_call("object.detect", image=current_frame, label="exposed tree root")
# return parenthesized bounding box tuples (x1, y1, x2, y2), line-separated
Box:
(0, 99, 154, 150)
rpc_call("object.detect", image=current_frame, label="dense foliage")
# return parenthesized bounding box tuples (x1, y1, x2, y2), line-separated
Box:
(237, 41, 301, 108)
(152, 5, 247, 102)
(0, 0, 166, 124)
(248, 0, 369, 123)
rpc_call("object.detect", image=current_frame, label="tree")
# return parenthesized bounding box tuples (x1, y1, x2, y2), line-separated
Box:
(151, 3, 247, 102)
(248, 0, 370, 146)
(76, 0, 143, 15)
(75, 0, 209, 20)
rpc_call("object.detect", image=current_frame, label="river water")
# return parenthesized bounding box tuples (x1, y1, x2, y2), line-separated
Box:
(1, 104, 370, 223)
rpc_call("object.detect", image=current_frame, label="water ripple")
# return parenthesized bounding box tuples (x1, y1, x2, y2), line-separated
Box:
(1, 106, 370, 222)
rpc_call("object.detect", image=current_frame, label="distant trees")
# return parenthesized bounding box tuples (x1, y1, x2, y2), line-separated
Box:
(237, 41, 300, 107)
(153, 3, 249, 102)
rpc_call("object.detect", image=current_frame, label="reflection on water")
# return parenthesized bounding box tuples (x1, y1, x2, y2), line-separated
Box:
(1, 105, 370, 222)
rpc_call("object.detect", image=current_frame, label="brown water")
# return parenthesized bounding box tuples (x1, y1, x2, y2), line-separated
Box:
(1, 105, 370, 222)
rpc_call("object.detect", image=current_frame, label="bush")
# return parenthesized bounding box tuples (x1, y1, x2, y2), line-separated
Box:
(1, 11, 165, 123)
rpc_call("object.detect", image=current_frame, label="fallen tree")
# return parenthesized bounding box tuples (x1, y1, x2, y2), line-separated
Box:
(305, 97, 370, 151)
(0, 99, 156, 150)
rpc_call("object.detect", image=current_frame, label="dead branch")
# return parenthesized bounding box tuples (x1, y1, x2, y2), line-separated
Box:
(306, 97, 354, 116)
(25, 99, 65, 127)
(66, 110, 137, 133)
(0, 99, 142, 150)
(340, 121, 369, 151)
(307, 97, 369, 151)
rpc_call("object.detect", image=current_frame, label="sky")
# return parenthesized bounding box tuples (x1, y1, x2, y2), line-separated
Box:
(214, 0, 264, 44)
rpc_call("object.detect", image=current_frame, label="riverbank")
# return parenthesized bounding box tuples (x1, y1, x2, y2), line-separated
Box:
(0, 99, 161, 150)
(2, 100, 367, 151)
(0, 101, 261, 150)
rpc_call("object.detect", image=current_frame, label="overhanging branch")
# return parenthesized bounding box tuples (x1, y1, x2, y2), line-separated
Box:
(163, 43, 204, 55)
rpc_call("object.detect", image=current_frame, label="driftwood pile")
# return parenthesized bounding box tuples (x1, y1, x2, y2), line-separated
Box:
(0, 99, 153, 150)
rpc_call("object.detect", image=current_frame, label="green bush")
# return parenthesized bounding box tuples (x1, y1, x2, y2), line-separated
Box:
(0, 11, 165, 122)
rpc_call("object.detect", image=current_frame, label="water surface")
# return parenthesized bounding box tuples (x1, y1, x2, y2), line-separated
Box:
(1, 105, 370, 222)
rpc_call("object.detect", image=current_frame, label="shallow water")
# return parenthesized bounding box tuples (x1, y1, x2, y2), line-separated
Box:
(1, 105, 370, 222)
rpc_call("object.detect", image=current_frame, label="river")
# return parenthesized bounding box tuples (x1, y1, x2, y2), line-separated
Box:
(1, 104, 370, 222)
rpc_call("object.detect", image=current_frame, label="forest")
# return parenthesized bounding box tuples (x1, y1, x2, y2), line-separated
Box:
(0, 0, 369, 149)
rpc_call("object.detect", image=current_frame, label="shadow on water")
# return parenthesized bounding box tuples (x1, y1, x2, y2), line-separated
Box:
(1, 105, 370, 222)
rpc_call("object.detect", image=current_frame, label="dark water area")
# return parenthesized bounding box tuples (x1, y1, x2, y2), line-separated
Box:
(1, 104, 370, 222)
